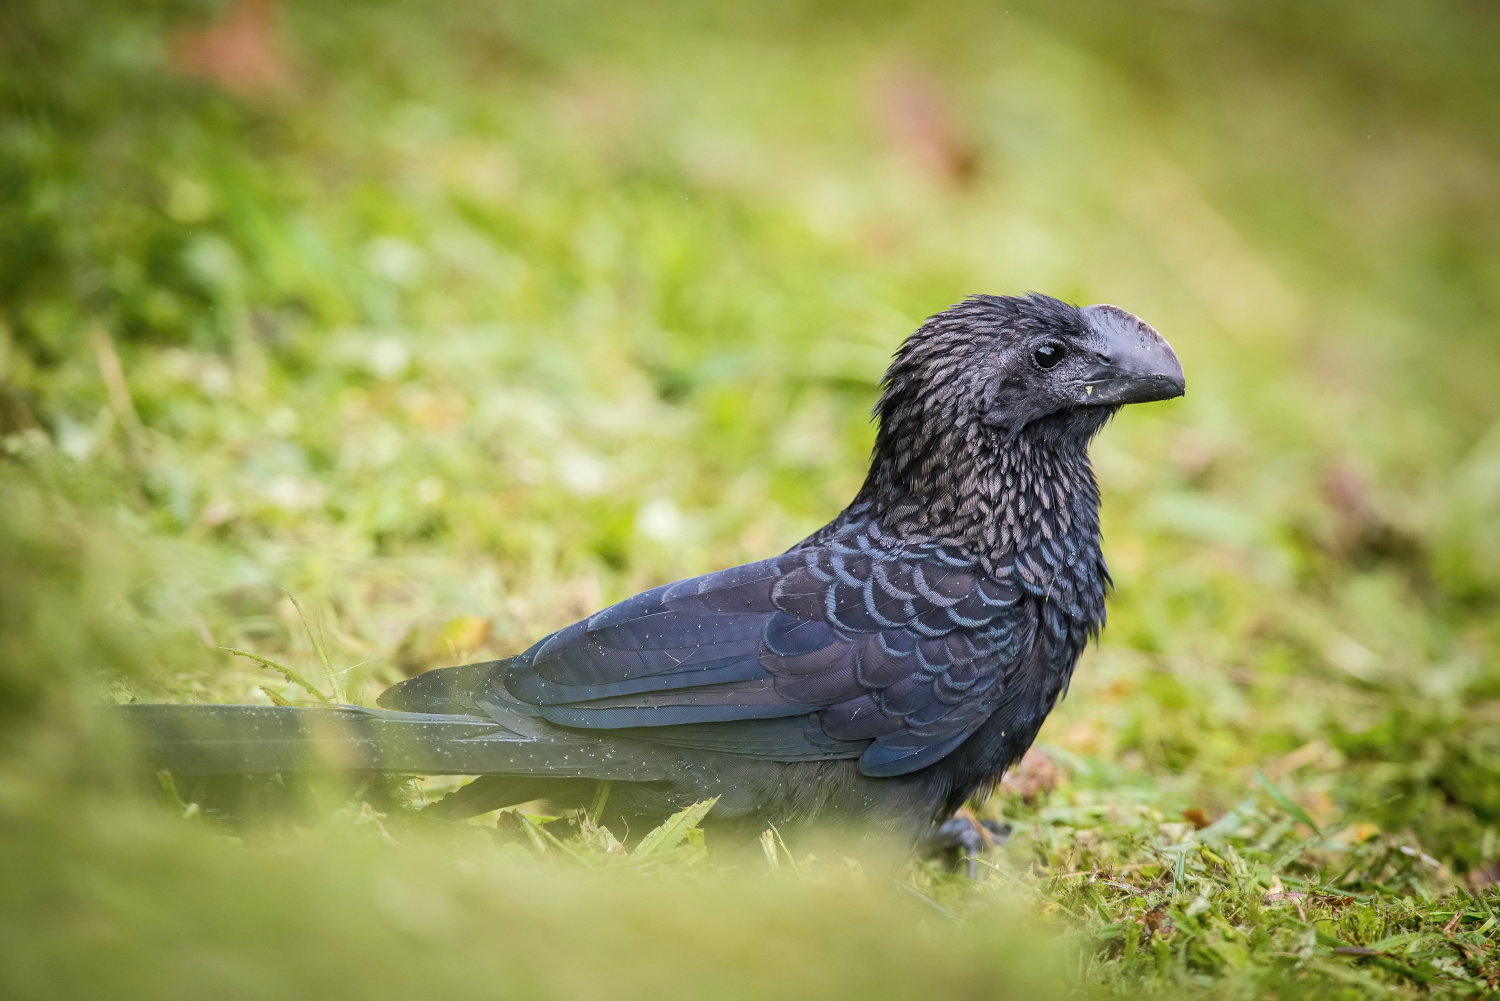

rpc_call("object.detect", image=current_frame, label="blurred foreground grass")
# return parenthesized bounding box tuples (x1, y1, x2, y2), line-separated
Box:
(4, 0, 1500, 996)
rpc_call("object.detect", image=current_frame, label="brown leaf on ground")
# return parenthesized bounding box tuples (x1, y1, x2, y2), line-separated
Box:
(1000, 748, 1064, 805)
(1140, 903, 1174, 941)
(1464, 861, 1500, 893)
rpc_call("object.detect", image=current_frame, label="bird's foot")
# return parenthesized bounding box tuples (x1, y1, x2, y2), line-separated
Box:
(926, 806, 1011, 878)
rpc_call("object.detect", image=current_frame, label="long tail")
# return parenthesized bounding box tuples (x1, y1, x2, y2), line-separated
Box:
(114, 703, 685, 780)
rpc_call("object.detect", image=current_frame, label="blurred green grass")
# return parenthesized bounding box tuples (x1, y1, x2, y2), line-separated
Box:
(4, 0, 1500, 996)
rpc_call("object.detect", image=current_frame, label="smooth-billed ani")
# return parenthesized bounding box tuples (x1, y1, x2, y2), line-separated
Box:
(123, 293, 1184, 845)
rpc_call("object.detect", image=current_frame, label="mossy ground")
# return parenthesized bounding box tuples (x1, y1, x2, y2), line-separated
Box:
(3, 1, 1500, 996)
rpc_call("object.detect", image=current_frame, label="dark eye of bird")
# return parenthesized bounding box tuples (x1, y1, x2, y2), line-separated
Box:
(1033, 342, 1066, 370)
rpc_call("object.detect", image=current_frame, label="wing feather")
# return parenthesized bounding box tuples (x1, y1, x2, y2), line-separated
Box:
(499, 524, 1039, 774)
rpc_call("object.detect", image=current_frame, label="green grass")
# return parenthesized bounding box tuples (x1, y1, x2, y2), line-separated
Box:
(4, 0, 1500, 996)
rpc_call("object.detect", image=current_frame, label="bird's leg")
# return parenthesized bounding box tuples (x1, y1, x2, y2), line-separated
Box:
(925, 806, 1012, 878)
(424, 775, 593, 820)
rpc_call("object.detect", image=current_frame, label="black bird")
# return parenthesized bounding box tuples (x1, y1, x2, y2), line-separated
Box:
(123, 293, 1184, 845)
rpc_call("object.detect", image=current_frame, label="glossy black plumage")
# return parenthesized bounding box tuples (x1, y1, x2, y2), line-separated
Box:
(122, 292, 1184, 843)
(487, 521, 1037, 779)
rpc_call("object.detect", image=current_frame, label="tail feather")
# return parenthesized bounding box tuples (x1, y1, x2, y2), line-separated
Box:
(377, 660, 511, 716)
(114, 703, 685, 779)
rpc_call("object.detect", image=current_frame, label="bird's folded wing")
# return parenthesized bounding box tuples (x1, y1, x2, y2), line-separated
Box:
(500, 522, 1038, 777)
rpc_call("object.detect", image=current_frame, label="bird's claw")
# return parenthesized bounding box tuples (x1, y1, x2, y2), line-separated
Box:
(926, 807, 1011, 878)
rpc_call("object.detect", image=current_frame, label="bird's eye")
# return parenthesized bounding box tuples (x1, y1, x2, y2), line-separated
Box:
(1033, 342, 1067, 370)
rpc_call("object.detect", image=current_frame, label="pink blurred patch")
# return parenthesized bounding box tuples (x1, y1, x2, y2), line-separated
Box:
(170, 0, 293, 97)
(871, 64, 980, 187)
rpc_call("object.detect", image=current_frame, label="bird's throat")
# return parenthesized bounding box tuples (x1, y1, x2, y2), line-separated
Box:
(858, 412, 1106, 580)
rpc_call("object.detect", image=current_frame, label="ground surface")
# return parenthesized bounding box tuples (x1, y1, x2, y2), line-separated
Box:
(4, 1, 1500, 997)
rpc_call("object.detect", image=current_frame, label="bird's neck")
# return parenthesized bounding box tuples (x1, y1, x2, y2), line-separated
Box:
(853, 412, 1105, 576)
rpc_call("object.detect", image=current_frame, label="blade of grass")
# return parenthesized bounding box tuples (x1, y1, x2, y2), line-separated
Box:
(770, 824, 800, 877)
(223, 647, 332, 704)
(1199, 794, 1259, 840)
(259, 685, 293, 706)
(759, 828, 780, 871)
(1315, 929, 1437, 985)
(286, 593, 343, 703)
(1255, 770, 1321, 835)
(588, 780, 612, 826)
(516, 814, 597, 866)
(633, 798, 718, 859)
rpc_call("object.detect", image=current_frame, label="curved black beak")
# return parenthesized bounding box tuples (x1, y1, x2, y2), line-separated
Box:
(1075, 304, 1185, 406)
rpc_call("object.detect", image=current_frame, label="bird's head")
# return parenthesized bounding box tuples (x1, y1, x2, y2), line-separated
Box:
(875, 293, 1184, 458)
